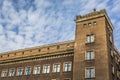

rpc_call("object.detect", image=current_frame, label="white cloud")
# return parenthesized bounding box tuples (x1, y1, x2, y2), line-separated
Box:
(0, 0, 120, 52)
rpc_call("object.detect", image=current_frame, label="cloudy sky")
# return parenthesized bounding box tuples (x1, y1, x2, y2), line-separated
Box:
(0, 0, 120, 53)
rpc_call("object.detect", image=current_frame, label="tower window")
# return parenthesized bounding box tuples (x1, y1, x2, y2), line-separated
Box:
(85, 68, 95, 78)
(109, 34, 113, 42)
(86, 51, 94, 60)
(83, 24, 87, 27)
(93, 22, 97, 25)
(86, 34, 95, 43)
(88, 23, 92, 26)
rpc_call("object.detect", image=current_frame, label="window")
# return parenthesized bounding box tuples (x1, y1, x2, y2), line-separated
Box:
(43, 65, 50, 73)
(17, 67, 23, 76)
(83, 24, 87, 27)
(112, 65, 115, 74)
(110, 49, 114, 57)
(64, 62, 72, 72)
(93, 22, 97, 25)
(9, 69, 15, 77)
(53, 63, 60, 73)
(109, 34, 112, 42)
(25, 67, 31, 75)
(88, 23, 92, 26)
(86, 34, 94, 43)
(86, 68, 95, 78)
(86, 51, 94, 60)
(33, 66, 40, 74)
(1, 69, 8, 77)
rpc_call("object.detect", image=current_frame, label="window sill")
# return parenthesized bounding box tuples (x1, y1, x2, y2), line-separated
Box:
(85, 42, 95, 45)
(85, 77, 95, 80)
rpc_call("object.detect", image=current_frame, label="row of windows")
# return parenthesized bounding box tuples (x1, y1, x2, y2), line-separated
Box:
(1, 62, 72, 77)
(83, 21, 97, 27)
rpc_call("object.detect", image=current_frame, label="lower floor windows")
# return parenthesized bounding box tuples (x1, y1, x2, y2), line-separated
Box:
(85, 68, 95, 78)
(43, 65, 50, 73)
(17, 68, 23, 76)
(1, 69, 8, 77)
(25, 67, 31, 75)
(33, 66, 40, 74)
(9, 69, 15, 77)
(64, 62, 72, 72)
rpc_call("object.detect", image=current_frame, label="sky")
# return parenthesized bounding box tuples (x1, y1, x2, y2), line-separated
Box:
(0, 0, 120, 53)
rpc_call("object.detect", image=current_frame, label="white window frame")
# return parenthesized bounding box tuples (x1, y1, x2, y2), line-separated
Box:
(33, 65, 40, 74)
(9, 68, 15, 77)
(25, 66, 31, 75)
(86, 50, 95, 60)
(85, 67, 95, 78)
(63, 62, 72, 72)
(43, 64, 50, 74)
(53, 63, 60, 73)
(86, 34, 95, 43)
(17, 67, 23, 76)
(1, 69, 8, 77)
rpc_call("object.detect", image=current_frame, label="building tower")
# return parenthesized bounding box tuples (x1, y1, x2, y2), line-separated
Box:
(73, 9, 117, 80)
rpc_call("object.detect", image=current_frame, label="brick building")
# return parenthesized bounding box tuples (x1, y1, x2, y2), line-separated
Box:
(0, 9, 120, 80)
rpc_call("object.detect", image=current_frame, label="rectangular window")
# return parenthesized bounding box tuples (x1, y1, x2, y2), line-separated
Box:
(25, 67, 31, 75)
(1, 69, 8, 77)
(86, 51, 94, 60)
(112, 65, 115, 74)
(93, 22, 97, 25)
(64, 62, 72, 72)
(86, 68, 95, 78)
(86, 34, 94, 43)
(9, 69, 15, 77)
(17, 68, 23, 76)
(33, 66, 40, 74)
(88, 23, 92, 26)
(53, 63, 60, 73)
(43, 65, 50, 73)
(83, 24, 87, 27)
(109, 34, 112, 42)
(110, 49, 114, 57)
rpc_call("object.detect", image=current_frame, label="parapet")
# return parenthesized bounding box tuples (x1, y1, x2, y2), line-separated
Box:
(76, 9, 106, 22)
(0, 40, 74, 61)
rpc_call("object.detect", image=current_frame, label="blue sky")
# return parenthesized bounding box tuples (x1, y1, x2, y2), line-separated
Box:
(0, 0, 120, 53)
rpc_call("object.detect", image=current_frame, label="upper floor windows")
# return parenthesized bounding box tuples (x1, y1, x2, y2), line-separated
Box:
(86, 51, 94, 60)
(17, 67, 23, 76)
(53, 63, 60, 73)
(83, 21, 97, 27)
(33, 66, 40, 74)
(86, 34, 95, 43)
(25, 67, 31, 75)
(85, 68, 95, 78)
(9, 69, 15, 77)
(64, 62, 72, 72)
(1, 69, 8, 77)
(43, 65, 50, 73)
